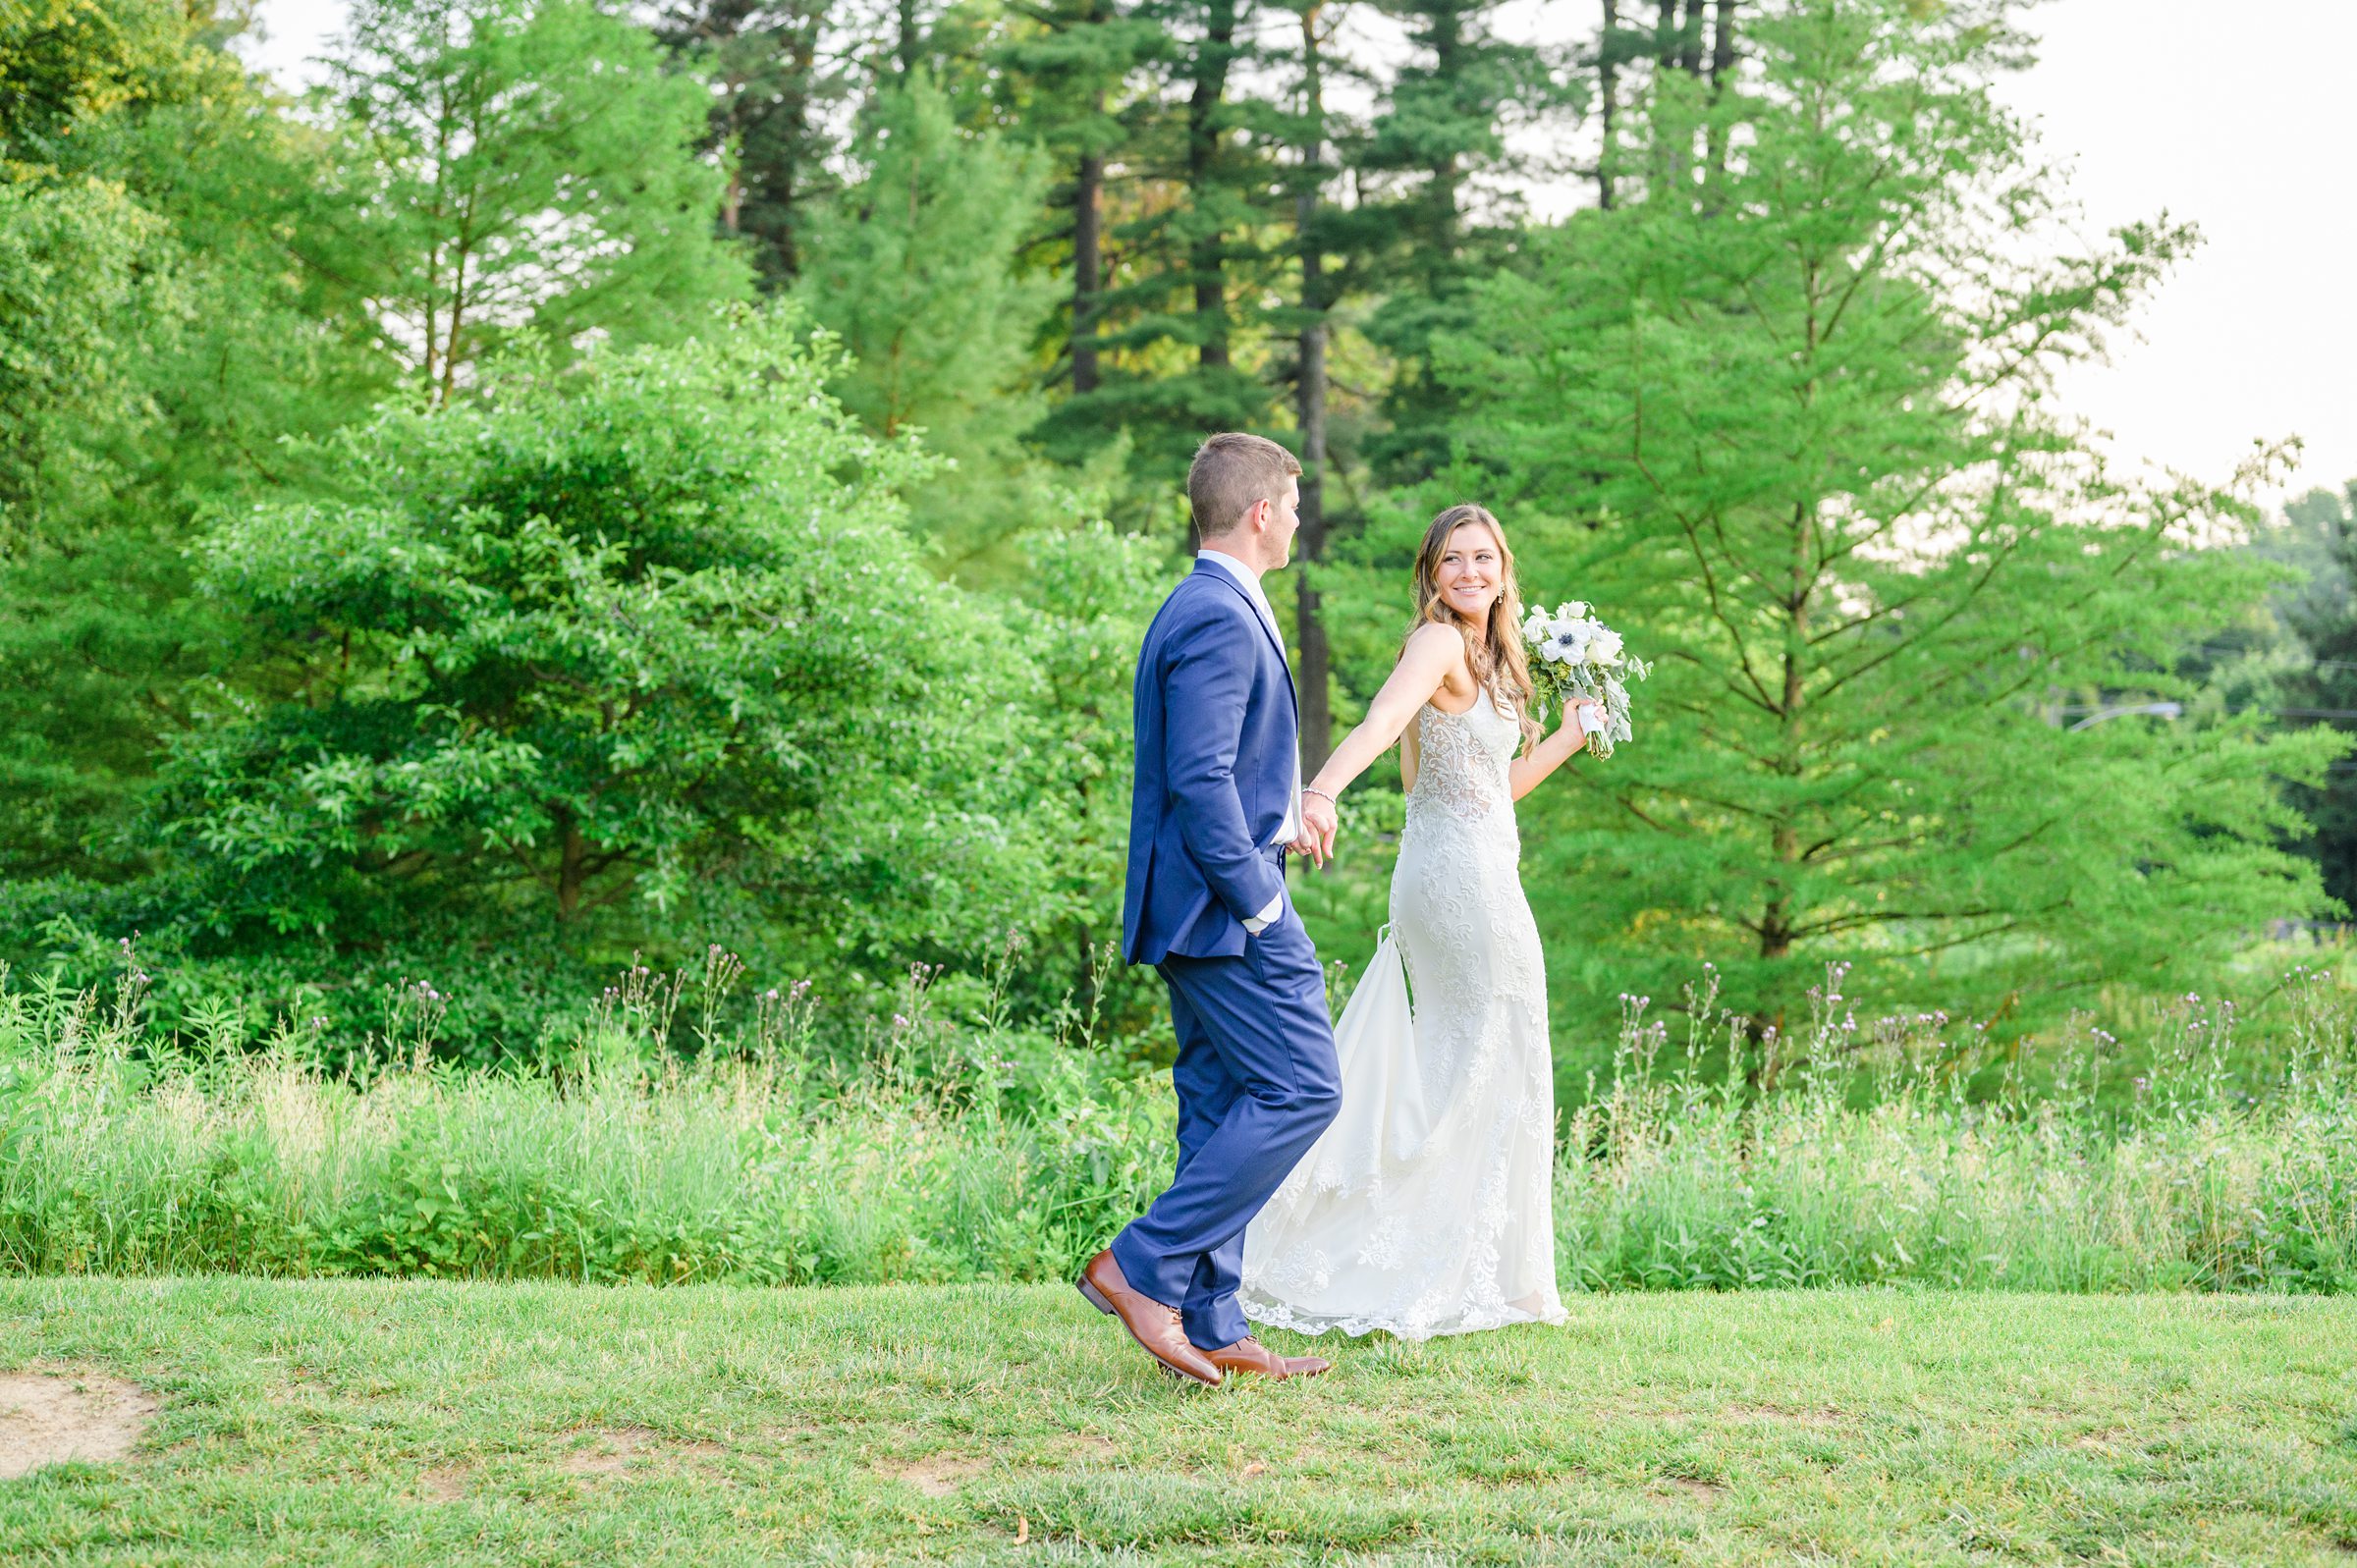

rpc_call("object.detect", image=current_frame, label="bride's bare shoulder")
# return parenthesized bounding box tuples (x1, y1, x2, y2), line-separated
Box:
(1400, 622, 1469, 671)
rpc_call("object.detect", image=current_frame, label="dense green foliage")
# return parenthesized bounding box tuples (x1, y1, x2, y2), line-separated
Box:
(2236, 482, 2357, 911)
(7, 312, 1168, 1055)
(0, 0, 2348, 1069)
(0, 1, 394, 881)
(321, 0, 756, 400)
(793, 72, 1065, 574)
(1437, 0, 2345, 1023)
(156, 315, 1037, 943)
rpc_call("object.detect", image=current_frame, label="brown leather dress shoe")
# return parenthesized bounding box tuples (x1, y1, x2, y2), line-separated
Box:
(1076, 1250, 1222, 1387)
(1205, 1335, 1332, 1380)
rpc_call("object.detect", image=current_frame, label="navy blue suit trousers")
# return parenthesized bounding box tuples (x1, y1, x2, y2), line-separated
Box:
(1111, 849, 1341, 1349)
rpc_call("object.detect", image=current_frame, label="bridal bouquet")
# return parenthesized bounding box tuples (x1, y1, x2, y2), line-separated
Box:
(1520, 601, 1650, 758)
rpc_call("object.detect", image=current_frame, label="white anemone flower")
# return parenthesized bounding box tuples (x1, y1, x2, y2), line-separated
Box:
(1541, 621, 1591, 664)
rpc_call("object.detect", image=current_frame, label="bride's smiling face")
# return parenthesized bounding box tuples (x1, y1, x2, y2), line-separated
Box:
(1433, 522, 1505, 623)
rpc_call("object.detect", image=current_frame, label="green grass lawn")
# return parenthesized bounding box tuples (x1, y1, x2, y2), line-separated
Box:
(0, 1278, 2352, 1564)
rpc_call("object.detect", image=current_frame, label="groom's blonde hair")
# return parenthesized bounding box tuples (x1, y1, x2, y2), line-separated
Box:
(1187, 433, 1300, 543)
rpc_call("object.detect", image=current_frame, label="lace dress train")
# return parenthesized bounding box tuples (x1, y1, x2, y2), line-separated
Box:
(1239, 693, 1566, 1340)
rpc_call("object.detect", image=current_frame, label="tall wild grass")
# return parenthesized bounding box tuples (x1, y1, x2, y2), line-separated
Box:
(0, 946, 2351, 1293)
(1560, 964, 2357, 1292)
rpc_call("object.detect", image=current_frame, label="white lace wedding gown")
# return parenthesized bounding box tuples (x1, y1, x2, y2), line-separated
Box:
(1240, 690, 1567, 1340)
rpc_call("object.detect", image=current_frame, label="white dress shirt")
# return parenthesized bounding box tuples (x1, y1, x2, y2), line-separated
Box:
(1195, 548, 1299, 934)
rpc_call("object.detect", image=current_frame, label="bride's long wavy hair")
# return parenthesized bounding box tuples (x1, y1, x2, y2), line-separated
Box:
(1406, 504, 1542, 753)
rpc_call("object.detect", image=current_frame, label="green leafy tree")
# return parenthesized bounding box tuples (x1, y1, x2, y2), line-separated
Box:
(991, 514, 1170, 1024)
(0, 3, 396, 880)
(0, 0, 192, 166)
(146, 307, 1052, 978)
(0, 0, 202, 527)
(1443, 0, 2343, 1030)
(0, 174, 173, 875)
(318, 0, 755, 402)
(793, 72, 1061, 573)
(0, 171, 162, 532)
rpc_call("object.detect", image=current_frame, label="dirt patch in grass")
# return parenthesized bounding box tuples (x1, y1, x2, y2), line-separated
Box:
(418, 1465, 470, 1501)
(1727, 1402, 1848, 1431)
(882, 1452, 988, 1497)
(1657, 1474, 1728, 1503)
(1592, 1394, 1696, 1431)
(758, 1421, 831, 1458)
(0, 1370, 157, 1481)
(558, 1426, 726, 1479)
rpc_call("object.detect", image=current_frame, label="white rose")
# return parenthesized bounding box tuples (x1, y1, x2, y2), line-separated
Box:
(1587, 629, 1623, 665)
(1521, 610, 1550, 642)
(1558, 600, 1588, 620)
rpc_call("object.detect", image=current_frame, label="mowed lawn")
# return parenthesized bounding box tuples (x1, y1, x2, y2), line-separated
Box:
(0, 1278, 2352, 1565)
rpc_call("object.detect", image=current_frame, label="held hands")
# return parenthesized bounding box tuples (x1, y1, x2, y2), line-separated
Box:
(1291, 787, 1340, 868)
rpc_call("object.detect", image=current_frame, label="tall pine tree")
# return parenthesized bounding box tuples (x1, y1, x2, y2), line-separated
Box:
(1354, 0, 1572, 486)
(794, 71, 1062, 573)
(655, 0, 847, 288)
(1031, 0, 1282, 496)
(320, 0, 754, 401)
(991, 0, 1164, 405)
(1446, 0, 2341, 1028)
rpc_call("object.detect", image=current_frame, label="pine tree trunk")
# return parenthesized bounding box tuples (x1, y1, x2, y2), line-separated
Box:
(1187, 0, 1238, 369)
(1650, 0, 1693, 195)
(775, 30, 818, 279)
(897, 0, 919, 76)
(1763, 267, 1821, 968)
(1073, 135, 1103, 394)
(1598, 0, 1617, 209)
(1426, 1, 1463, 248)
(1706, 0, 1738, 178)
(1294, 0, 1334, 773)
(721, 139, 744, 233)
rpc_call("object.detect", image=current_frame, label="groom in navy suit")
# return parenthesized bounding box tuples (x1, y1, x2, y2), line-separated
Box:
(1077, 432, 1343, 1386)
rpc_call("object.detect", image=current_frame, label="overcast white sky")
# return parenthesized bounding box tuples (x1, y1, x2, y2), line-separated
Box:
(237, 0, 2354, 511)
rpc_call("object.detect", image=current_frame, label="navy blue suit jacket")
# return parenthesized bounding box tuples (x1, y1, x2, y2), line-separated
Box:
(1122, 559, 1297, 964)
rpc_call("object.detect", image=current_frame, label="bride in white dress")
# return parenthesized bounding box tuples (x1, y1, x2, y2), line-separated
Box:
(1242, 504, 1603, 1340)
